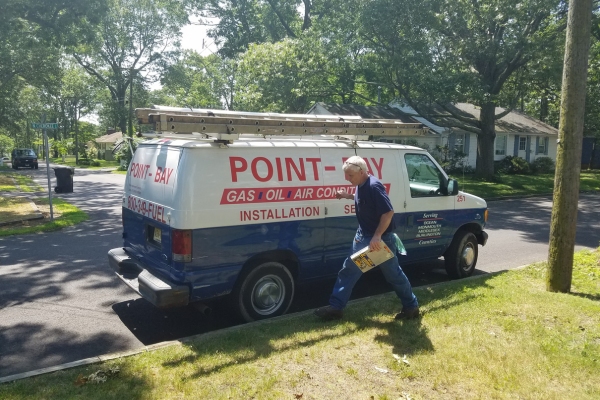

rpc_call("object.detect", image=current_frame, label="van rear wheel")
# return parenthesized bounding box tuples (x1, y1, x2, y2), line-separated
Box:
(444, 231, 478, 279)
(233, 262, 294, 322)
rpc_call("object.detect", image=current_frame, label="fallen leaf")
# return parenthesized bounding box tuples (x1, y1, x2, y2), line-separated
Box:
(74, 374, 87, 387)
(294, 394, 303, 399)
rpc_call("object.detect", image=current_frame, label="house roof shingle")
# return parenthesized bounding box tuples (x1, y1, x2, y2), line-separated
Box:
(307, 102, 418, 123)
(95, 131, 123, 144)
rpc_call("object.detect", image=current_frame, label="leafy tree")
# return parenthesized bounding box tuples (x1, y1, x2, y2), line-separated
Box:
(362, 0, 563, 179)
(235, 37, 333, 112)
(0, 0, 107, 146)
(192, 0, 309, 58)
(0, 134, 15, 157)
(72, 0, 188, 135)
(161, 51, 233, 109)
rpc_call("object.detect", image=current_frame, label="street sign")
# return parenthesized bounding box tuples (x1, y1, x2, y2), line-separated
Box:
(32, 123, 59, 129)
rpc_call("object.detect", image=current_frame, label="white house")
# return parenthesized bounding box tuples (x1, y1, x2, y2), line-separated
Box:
(94, 130, 123, 161)
(306, 102, 445, 150)
(308, 102, 558, 170)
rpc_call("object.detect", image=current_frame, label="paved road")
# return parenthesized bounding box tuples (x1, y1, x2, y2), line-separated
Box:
(0, 165, 598, 378)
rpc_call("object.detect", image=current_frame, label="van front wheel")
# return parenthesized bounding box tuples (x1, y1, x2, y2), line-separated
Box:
(234, 262, 294, 322)
(444, 231, 478, 279)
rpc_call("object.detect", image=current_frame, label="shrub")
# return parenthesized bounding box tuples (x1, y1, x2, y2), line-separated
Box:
(495, 156, 530, 175)
(531, 157, 555, 174)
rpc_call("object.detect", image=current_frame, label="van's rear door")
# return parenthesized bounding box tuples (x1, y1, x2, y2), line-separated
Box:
(123, 142, 181, 275)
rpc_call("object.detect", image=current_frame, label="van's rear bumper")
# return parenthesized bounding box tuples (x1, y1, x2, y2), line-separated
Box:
(108, 247, 189, 308)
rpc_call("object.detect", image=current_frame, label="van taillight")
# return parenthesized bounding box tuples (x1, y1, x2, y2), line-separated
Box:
(172, 229, 192, 262)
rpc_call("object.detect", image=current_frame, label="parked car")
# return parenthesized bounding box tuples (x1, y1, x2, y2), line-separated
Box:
(1, 156, 9, 162)
(11, 149, 38, 169)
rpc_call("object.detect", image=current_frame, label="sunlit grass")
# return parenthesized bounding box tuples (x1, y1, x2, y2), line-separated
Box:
(0, 173, 43, 192)
(0, 198, 88, 237)
(1, 249, 598, 399)
(455, 170, 600, 199)
(50, 156, 120, 169)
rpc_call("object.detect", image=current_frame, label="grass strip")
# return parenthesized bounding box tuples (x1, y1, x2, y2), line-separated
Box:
(0, 172, 43, 192)
(0, 249, 598, 399)
(0, 174, 17, 191)
(49, 156, 120, 170)
(0, 198, 88, 237)
(0, 197, 38, 224)
(455, 170, 600, 199)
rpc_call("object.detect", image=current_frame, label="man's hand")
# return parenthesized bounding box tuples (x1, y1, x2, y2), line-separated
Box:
(369, 235, 383, 251)
(336, 190, 353, 200)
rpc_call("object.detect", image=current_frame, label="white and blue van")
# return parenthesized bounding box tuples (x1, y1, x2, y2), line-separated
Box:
(108, 108, 488, 321)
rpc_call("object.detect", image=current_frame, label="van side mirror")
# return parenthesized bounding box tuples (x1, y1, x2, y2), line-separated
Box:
(447, 179, 459, 195)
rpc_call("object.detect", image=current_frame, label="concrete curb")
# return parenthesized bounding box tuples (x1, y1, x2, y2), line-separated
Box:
(0, 268, 519, 385)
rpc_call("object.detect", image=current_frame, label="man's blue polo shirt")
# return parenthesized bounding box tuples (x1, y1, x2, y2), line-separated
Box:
(354, 175, 395, 237)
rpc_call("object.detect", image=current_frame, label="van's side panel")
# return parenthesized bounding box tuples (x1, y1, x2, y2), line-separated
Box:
(173, 144, 327, 297)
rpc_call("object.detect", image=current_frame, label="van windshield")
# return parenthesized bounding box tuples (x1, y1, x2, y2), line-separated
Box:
(16, 149, 36, 157)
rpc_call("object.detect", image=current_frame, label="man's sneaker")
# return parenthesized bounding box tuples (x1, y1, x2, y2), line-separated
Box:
(314, 305, 343, 321)
(394, 307, 420, 320)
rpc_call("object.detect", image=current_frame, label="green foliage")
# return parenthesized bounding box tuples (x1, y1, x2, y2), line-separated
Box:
(114, 137, 143, 170)
(432, 144, 471, 174)
(531, 156, 555, 174)
(160, 52, 231, 109)
(72, 0, 188, 133)
(236, 37, 333, 112)
(495, 156, 531, 175)
(0, 134, 15, 157)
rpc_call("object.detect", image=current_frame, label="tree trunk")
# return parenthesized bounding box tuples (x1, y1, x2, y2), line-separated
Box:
(547, 0, 592, 293)
(115, 84, 128, 134)
(474, 102, 496, 179)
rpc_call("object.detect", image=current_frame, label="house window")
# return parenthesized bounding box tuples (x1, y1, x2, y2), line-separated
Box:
(538, 137, 546, 154)
(519, 137, 527, 151)
(495, 135, 507, 155)
(453, 134, 465, 154)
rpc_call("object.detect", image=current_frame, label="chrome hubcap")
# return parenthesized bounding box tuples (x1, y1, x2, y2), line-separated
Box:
(252, 275, 284, 315)
(461, 244, 475, 269)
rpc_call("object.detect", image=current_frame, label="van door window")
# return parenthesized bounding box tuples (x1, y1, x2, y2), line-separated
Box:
(404, 154, 445, 197)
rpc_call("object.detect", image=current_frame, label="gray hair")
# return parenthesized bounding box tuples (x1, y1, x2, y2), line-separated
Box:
(343, 156, 367, 172)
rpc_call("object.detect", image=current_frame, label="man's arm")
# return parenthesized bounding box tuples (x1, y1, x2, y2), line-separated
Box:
(336, 190, 354, 200)
(369, 210, 394, 251)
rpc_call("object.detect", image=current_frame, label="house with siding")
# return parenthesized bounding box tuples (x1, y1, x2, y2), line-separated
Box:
(94, 130, 122, 161)
(308, 102, 558, 169)
(306, 102, 446, 151)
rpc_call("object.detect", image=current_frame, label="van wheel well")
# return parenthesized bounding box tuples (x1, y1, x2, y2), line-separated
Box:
(445, 224, 483, 253)
(242, 250, 299, 280)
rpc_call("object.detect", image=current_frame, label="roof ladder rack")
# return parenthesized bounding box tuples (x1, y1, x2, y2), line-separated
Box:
(135, 107, 429, 143)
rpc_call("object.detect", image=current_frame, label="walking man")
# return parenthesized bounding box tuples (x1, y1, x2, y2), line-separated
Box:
(314, 156, 419, 321)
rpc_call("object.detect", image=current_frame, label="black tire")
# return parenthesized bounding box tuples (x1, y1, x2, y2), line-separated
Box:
(444, 231, 478, 279)
(233, 261, 294, 322)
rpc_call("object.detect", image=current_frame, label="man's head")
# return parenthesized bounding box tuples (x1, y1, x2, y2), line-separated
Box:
(343, 156, 369, 186)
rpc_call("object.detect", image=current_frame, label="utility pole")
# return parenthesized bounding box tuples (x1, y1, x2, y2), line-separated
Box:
(547, 0, 592, 292)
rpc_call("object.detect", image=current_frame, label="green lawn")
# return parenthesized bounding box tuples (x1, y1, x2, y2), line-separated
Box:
(453, 170, 600, 199)
(0, 249, 598, 399)
(49, 155, 120, 169)
(0, 197, 88, 236)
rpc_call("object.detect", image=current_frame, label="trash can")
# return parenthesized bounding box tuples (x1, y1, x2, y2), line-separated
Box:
(53, 167, 74, 193)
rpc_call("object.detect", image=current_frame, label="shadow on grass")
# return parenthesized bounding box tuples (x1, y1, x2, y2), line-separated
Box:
(569, 291, 600, 302)
(158, 273, 501, 379)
